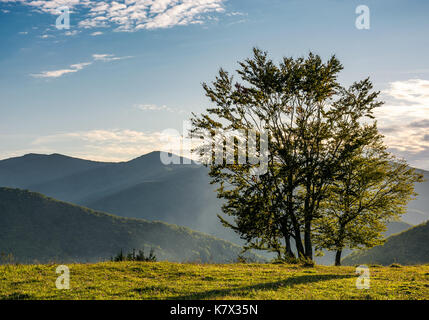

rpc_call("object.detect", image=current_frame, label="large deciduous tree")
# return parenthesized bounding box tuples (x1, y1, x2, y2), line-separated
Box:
(191, 48, 419, 262)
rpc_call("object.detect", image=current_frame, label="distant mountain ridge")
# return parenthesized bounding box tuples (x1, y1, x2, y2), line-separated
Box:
(405, 168, 429, 225)
(0, 153, 111, 188)
(0, 151, 234, 242)
(0, 187, 259, 264)
(1, 152, 426, 234)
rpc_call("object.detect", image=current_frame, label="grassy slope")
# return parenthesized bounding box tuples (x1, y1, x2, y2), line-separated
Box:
(1, 262, 429, 300)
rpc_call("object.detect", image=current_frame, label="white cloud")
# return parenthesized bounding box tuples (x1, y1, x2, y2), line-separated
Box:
(134, 103, 184, 113)
(31, 61, 92, 78)
(376, 78, 429, 169)
(226, 11, 247, 16)
(383, 79, 429, 106)
(0, 0, 90, 14)
(65, 30, 80, 36)
(92, 53, 132, 61)
(4, 0, 227, 32)
(90, 31, 103, 36)
(28, 129, 173, 162)
(30, 53, 130, 79)
(18, 31, 28, 34)
(0, 127, 199, 162)
(70, 62, 92, 69)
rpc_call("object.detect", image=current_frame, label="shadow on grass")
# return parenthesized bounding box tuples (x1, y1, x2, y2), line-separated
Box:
(0, 292, 35, 300)
(169, 274, 354, 300)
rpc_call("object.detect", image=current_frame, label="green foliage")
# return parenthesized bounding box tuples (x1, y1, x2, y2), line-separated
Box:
(191, 47, 419, 265)
(313, 149, 423, 265)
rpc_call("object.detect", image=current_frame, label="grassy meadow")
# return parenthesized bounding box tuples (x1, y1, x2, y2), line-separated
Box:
(1, 262, 429, 300)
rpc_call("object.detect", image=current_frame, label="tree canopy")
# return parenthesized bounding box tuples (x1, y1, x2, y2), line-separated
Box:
(191, 48, 423, 264)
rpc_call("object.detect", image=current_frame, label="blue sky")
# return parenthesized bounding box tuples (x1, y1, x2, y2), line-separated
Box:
(0, 0, 429, 169)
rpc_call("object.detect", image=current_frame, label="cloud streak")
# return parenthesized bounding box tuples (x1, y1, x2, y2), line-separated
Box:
(31, 53, 131, 78)
(134, 103, 184, 113)
(92, 53, 132, 61)
(31, 61, 92, 78)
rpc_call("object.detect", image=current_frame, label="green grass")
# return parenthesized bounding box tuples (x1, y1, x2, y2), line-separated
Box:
(1, 262, 429, 300)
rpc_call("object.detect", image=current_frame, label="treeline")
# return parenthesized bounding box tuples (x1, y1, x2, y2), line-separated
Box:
(192, 48, 423, 265)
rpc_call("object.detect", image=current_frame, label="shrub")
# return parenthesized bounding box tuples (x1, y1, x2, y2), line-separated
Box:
(112, 248, 157, 262)
(390, 263, 402, 268)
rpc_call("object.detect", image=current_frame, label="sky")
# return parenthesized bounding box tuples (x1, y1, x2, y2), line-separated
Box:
(0, 0, 428, 169)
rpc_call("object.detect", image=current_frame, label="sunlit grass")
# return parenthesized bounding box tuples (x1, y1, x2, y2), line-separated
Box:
(1, 262, 428, 300)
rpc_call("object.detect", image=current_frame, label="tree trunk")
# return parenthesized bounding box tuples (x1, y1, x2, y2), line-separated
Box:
(335, 250, 342, 266)
(285, 235, 295, 259)
(304, 221, 313, 259)
(335, 224, 346, 266)
(290, 215, 305, 258)
(303, 181, 313, 260)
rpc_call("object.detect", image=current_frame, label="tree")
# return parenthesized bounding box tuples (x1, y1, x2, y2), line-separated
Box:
(313, 139, 423, 265)
(191, 48, 392, 261)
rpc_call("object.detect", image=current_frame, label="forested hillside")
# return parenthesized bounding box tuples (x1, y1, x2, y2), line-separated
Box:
(0, 188, 258, 264)
(342, 220, 429, 265)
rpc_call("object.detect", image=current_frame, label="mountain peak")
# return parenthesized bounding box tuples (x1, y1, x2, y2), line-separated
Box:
(127, 151, 195, 165)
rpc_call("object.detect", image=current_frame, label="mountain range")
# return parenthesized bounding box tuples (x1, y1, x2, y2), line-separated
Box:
(0, 152, 427, 265)
(0, 152, 232, 241)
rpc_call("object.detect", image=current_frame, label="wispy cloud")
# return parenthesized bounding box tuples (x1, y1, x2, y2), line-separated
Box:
(30, 53, 132, 79)
(90, 31, 103, 36)
(31, 62, 91, 78)
(134, 104, 185, 113)
(65, 30, 80, 36)
(92, 53, 132, 62)
(226, 11, 247, 16)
